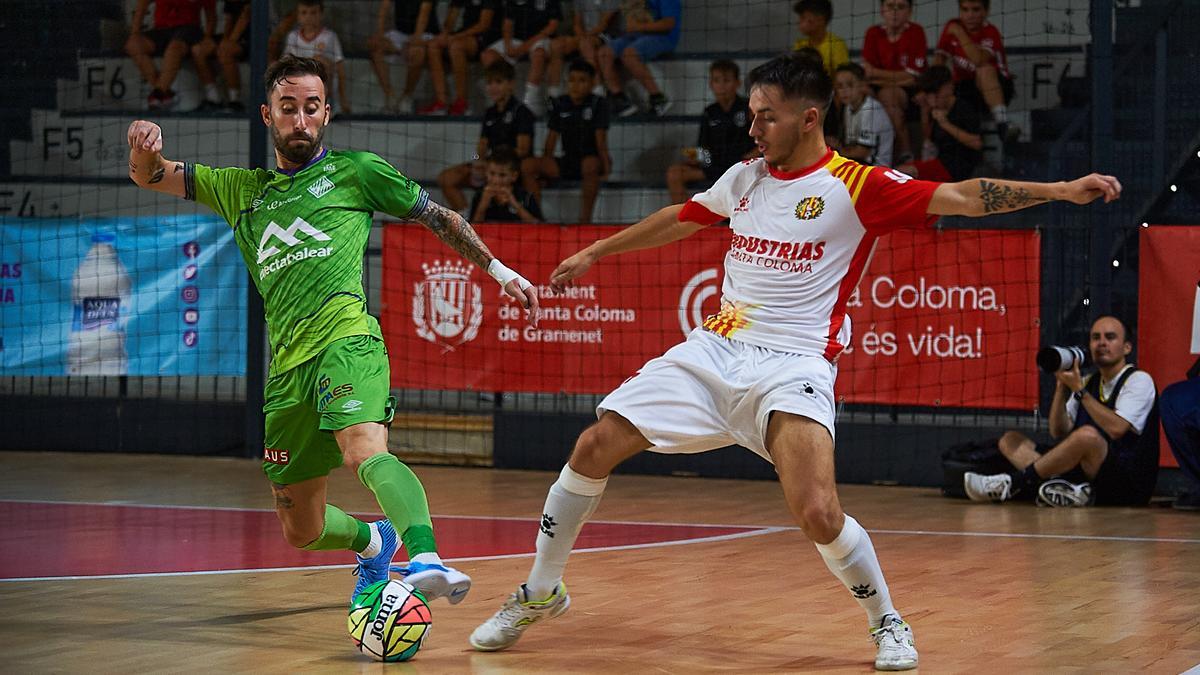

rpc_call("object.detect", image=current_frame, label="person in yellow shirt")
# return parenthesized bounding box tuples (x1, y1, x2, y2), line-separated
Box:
(792, 0, 849, 77)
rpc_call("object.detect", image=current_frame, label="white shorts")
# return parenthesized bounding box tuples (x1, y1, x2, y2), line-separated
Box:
(384, 29, 434, 52)
(485, 37, 553, 64)
(597, 328, 838, 464)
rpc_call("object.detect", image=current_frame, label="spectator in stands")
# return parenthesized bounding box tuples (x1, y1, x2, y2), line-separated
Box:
(791, 0, 848, 78)
(599, 0, 681, 118)
(125, 0, 220, 110)
(283, 0, 350, 115)
(832, 63, 894, 167)
(547, 0, 618, 101)
(898, 65, 980, 182)
(965, 316, 1160, 507)
(212, 0, 250, 112)
(471, 146, 544, 222)
(268, 8, 297, 63)
(1161, 355, 1200, 511)
(369, 0, 439, 114)
(480, 0, 563, 117)
(418, 0, 501, 116)
(522, 59, 611, 223)
(665, 59, 755, 204)
(437, 61, 536, 214)
(933, 0, 1016, 141)
(861, 0, 927, 162)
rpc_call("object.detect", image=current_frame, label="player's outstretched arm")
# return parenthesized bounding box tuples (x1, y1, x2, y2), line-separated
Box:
(550, 204, 705, 292)
(126, 120, 187, 198)
(927, 173, 1121, 217)
(410, 198, 540, 325)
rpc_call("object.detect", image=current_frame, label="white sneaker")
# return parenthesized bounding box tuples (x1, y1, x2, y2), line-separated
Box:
(1037, 478, 1093, 507)
(963, 471, 1012, 502)
(392, 560, 472, 604)
(469, 583, 570, 651)
(397, 96, 414, 114)
(871, 615, 918, 671)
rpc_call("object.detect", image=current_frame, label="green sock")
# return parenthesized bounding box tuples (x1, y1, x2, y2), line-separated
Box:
(302, 504, 372, 552)
(357, 453, 439, 557)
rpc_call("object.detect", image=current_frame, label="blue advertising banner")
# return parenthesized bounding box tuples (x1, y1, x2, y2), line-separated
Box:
(0, 215, 246, 375)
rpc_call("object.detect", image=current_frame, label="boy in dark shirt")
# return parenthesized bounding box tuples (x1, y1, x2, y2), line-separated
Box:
(419, 0, 501, 115)
(480, 0, 563, 117)
(521, 59, 611, 223)
(666, 59, 755, 203)
(899, 65, 982, 182)
(437, 61, 537, 213)
(471, 147, 544, 222)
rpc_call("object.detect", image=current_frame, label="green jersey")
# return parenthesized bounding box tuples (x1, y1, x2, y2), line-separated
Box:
(186, 148, 427, 375)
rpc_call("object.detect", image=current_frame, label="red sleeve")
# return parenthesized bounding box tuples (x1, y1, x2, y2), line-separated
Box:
(854, 166, 941, 233)
(679, 200, 725, 226)
(935, 22, 953, 52)
(907, 24, 928, 72)
(862, 26, 882, 68)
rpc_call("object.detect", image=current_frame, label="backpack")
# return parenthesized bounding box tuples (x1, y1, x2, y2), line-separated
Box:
(941, 437, 1011, 499)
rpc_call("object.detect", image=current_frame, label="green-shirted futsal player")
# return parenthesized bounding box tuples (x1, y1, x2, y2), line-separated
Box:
(125, 55, 540, 604)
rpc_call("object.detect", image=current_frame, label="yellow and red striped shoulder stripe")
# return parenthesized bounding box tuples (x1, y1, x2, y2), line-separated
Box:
(824, 153, 872, 205)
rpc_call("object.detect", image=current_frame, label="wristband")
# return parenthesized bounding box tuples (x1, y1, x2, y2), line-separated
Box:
(1072, 390, 1085, 402)
(486, 259, 531, 290)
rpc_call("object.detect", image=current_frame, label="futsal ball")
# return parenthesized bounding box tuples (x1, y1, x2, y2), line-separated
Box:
(348, 579, 432, 661)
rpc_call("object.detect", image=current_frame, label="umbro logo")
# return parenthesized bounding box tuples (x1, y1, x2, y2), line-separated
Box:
(851, 584, 877, 599)
(540, 513, 557, 537)
(307, 175, 335, 199)
(342, 399, 363, 412)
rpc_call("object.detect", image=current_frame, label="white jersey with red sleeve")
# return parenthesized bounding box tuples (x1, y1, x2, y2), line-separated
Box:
(678, 150, 941, 360)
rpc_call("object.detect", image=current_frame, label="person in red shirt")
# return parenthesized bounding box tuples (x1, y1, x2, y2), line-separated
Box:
(933, 0, 1015, 139)
(861, 0, 927, 162)
(125, 0, 220, 110)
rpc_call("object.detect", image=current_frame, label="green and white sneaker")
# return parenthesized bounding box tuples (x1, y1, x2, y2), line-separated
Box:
(871, 615, 918, 671)
(469, 583, 570, 651)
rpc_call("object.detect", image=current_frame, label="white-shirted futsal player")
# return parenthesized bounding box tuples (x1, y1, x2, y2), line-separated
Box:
(470, 51, 1120, 670)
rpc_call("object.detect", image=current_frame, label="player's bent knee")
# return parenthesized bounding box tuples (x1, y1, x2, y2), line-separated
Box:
(1070, 424, 1106, 448)
(797, 499, 843, 542)
(1000, 429, 1028, 452)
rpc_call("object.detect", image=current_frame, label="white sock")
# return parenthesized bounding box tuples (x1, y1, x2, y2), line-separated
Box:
(525, 464, 608, 600)
(411, 551, 443, 566)
(991, 104, 1008, 124)
(359, 523, 383, 559)
(227, 88, 240, 102)
(814, 515, 898, 627)
(205, 83, 220, 103)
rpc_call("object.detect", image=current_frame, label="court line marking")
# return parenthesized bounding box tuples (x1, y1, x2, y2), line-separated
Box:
(0, 527, 788, 583)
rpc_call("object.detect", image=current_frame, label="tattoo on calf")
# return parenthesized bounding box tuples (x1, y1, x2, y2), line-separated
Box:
(148, 166, 166, 184)
(173, 163, 183, 173)
(979, 179, 1048, 213)
(271, 486, 294, 509)
(412, 199, 493, 269)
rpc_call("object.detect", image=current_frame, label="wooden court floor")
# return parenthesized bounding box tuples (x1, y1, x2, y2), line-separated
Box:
(1, 451, 1198, 674)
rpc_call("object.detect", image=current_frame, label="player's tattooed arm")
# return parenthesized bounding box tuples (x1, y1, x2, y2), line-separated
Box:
(125, 120, 188, 199)
(928, 174, 1122, 216)
(411, 199, 496, 270)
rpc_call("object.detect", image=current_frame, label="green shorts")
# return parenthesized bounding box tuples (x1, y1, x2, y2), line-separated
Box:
(261, 334, 396, 485)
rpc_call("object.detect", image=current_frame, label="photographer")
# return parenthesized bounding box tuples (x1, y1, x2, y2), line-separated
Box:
(965, 316, 1160, 506)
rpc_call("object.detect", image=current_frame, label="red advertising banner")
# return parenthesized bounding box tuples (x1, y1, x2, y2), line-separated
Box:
(382, 223, 1039, 409)
(1138, 225, 1200, 467)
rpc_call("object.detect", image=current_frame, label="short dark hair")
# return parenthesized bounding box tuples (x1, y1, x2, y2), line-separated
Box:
(959, 0, 989, 10)
(793, 0, 832, 21)
(297, 0, 323, 8)
(916, 65, 953, 93)
(264, 55, 328, 101)
(882, 0, 912, 6)
(568, 58, 596, 78)
(747, 52, 833, 111)
(483, 60, 516, 82)
(710, 59, 740, 79)
(1092, 315, 1133, 343)
(487, 146, 520, 172)
(835, 62, 866, 81)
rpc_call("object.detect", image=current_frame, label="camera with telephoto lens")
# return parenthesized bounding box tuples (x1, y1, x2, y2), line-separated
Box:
(1036, 345, 1088, 373)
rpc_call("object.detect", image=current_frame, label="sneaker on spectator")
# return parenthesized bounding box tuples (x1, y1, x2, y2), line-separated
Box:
(648, 93, 671, 117)
(417, 100, 448, 115)
(1172, 490, 1200, 511)
(448, 98, 469, 116)
(523, 90, 546, 117)
(397, 96, 414, 115)
(158, 90, 178, 110)
(610, 92, 638, 118)
(1036, 478, 1093, 507)
(147, 89, 167, 110)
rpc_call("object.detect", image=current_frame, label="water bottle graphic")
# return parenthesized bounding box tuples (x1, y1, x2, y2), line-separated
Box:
(68, 232, 131, 374)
